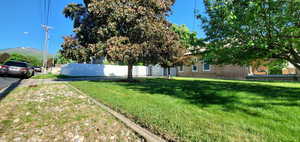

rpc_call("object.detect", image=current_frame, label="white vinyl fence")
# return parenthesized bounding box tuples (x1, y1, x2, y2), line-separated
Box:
(148, 65, 177, 76)
(59, 64, 176, 77)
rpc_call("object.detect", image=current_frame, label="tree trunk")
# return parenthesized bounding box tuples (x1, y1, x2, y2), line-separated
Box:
(287, 49, 300, 72)
(128, 64, 133, 82)
(167, 67, 171, 79)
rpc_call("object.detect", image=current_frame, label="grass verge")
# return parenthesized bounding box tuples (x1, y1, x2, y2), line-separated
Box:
(70, 77, 300, 142)
(31, 73, 101, 79)
(31, 73, 68, 79)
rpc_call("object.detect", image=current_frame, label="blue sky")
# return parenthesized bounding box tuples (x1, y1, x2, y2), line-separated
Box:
(0, 0, 206, 54)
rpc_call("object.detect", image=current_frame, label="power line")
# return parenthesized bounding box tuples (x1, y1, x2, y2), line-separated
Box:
(46, 0, 52, 25)
(39, 0, 44, 53)
(192, 0, 197, 31)
(39, 0, 43, 26)
(43, 0, 47, 24)
(40, 0, 52, 25)
(40, 0, 53, 72)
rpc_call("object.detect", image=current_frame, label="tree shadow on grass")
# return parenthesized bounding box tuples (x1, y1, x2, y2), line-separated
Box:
(89, 78, 300, 117)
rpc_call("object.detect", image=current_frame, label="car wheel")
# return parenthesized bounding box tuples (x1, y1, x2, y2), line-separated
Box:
(23, 73, 30, 79)
(27, 73, 32, 79)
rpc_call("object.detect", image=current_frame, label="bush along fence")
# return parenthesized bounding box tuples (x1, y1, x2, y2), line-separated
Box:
(246, 75, 300, 81)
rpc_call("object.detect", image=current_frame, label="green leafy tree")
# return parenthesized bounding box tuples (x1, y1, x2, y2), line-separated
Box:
(199, 0, 300, 69)
(8, 53, 42, 66)
(171, 24, 205, 53)
(0, 53, 10, 64)
(171, 24, 206, 63)
(157, 24, 205, 79)
(61, 0, 181, 81)
(54, 53, 73, 64)
(156, 31, 185, 79)
(267, 60, 288, 75)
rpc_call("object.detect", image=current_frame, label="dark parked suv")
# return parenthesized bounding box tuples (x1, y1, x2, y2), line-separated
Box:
(0, 61, 34, 78)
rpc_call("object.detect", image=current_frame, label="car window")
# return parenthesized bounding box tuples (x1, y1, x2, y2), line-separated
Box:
(4, 61, 28, 67)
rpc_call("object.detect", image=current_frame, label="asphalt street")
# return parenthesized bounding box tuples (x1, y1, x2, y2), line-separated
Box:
(0, 77, 20, 90)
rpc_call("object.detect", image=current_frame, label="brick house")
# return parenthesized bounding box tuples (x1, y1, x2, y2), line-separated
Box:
(249, 61, 298, 75)
(175, 58, 300, 80)
(282, 62, 298, 75)
(176, 60, 250, 80)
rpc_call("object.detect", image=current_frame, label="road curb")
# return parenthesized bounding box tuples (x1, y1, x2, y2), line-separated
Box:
(66, 83, 166, 142)
(0, 79, 21, 99)
(0, 86, 9, 94)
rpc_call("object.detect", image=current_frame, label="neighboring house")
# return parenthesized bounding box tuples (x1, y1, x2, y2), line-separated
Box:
(175, 47, 250, 79)
(250, 61, 297, 75)
(176, 60, 299, 80)
(250, 65, 268, 75)
(282, 62, 297, 75)
(177, 60, 249, 80)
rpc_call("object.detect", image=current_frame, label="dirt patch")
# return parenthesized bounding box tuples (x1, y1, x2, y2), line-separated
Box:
(0, 84, 143, 142)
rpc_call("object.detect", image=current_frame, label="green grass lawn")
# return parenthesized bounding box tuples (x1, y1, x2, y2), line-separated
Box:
(31, 73, 68, 79)
(31, 73, 98, 79)
(69, 77, 300, 142)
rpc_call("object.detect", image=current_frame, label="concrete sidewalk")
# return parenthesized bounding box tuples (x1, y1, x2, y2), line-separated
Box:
(20, 79, 68, 87)
(20, 76, 161, 86)
(20, 77, 117, 87)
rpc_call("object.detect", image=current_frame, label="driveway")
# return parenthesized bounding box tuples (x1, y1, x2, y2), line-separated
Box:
(0, 77, 20, 90)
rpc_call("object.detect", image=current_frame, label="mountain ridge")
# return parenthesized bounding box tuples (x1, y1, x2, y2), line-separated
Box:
(0, 47, 54, 59)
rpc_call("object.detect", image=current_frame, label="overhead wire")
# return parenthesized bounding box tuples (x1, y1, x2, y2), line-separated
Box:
(46, 0, 52, 25)
(40, 0, 53, 69)
(192, 0, 197, 31)
(40, 0, 45, 52)
(40, 0, 52, 25)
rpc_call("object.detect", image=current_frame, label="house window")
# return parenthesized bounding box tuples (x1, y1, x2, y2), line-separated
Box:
(178, 66, 184, 72)
(192, 65, 198, 72)
(203, 61, 211, 71)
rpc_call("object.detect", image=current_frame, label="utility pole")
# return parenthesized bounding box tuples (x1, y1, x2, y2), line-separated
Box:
(41, 24, 52, 73)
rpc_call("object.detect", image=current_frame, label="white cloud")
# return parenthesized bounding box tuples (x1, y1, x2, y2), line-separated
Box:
(23, 32, 29, 35)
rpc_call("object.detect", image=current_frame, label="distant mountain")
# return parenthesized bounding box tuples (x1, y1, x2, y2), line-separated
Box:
(0, 47, 53, 59)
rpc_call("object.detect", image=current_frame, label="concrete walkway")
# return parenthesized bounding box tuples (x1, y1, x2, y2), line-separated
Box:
(20, 76, 160, 86)
(20, 79, 67, 87)
(19, 77, 118, 87)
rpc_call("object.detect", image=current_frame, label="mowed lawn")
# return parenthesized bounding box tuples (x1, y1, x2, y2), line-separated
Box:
(70, 77, 300, 142)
